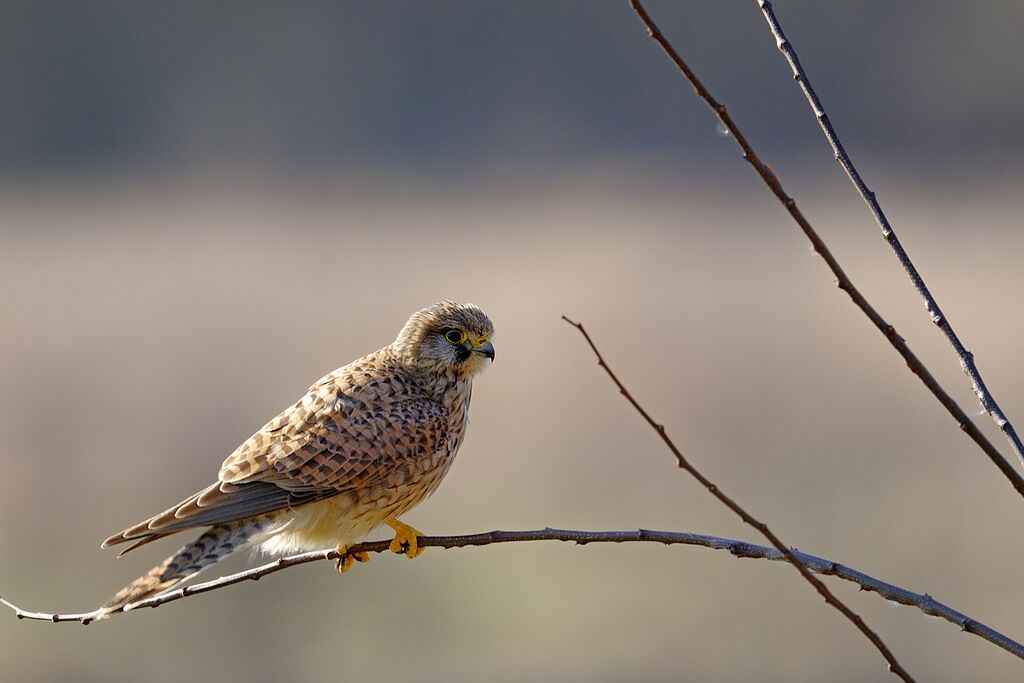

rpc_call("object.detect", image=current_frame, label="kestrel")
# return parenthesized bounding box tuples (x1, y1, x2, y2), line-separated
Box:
(98, 301, 494, 616)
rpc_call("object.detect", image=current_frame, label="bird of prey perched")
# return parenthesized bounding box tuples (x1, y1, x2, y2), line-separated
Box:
(98, 301, 494, 616)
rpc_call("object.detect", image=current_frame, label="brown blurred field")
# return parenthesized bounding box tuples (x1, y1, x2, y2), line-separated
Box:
(2, 169, 1023, 681)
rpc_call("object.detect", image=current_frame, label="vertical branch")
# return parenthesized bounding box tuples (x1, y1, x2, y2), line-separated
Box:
(622, 0, 1024, 499)
(563, 316, 915, 682)
(756, 0, 1024, 469)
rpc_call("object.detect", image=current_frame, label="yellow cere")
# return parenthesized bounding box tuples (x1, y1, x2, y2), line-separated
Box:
(473, 336, 489, 348)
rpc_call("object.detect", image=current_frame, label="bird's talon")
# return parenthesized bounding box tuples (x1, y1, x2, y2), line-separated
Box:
(386, 519, 426, 559)
(334, 548, 371, 573)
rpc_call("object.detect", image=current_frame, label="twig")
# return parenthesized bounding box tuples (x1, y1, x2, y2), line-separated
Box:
(563, 315, 914, 682)
(3, 527, 1021, 660)
(625, 0, 1024, 500)
(755, 0, 1024, 471)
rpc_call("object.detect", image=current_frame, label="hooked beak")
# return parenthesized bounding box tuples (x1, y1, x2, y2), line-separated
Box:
(474, 340, 495, 361)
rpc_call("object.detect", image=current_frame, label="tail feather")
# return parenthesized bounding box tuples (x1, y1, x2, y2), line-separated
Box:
(100, 519, 266, 615)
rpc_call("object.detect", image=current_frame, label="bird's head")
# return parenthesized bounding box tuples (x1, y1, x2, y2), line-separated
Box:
(393, 301, 495, 376)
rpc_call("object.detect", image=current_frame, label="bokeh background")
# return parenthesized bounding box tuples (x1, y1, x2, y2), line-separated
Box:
(3, 1, 1024, 680)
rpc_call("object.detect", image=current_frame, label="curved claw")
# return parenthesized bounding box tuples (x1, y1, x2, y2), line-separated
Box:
(386, 519, 426, 559)
(334, 547, 371, 573)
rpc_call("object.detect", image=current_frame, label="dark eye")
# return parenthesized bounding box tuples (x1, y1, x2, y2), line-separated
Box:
(445, 329, 468, 344)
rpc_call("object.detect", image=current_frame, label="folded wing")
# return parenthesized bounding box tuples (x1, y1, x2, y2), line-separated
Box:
(102, 376, 448, 552)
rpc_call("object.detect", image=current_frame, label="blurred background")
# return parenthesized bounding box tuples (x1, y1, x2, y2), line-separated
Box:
(2, 1, 1024, 680)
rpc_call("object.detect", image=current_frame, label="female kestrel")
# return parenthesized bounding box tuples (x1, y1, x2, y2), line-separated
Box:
(98, 301, 494, 616)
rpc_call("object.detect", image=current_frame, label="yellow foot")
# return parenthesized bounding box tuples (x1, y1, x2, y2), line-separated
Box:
(334, 546, 371, 573)
(386, 518, 426, 559)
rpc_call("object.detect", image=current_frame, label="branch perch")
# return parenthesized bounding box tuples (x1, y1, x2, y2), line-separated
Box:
(625, 0, 1024, 499)
(756, 0, 1024, 471)
(3, 527, 1021, 661)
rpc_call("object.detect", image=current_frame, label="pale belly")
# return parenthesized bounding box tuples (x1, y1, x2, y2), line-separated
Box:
(256, 460, 453, 555)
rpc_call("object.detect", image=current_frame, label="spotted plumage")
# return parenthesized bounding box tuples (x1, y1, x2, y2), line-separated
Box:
(98, 301, 494, 616)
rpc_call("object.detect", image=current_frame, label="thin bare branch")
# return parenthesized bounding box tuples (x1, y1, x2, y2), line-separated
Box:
(755, 0, 1024, 471)
(564, 315, 914, 682)
(624, 0, 1024, 500)
(3, 527, 1021, 661)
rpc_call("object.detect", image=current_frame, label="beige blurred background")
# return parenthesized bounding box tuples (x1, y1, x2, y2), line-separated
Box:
(3, 2, 1024, 681)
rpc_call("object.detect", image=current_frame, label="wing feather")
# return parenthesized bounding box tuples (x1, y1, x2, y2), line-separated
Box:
(102, 361, 448, 551)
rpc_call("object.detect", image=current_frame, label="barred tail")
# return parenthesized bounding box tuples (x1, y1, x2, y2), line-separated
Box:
(99, 520, 265, 615)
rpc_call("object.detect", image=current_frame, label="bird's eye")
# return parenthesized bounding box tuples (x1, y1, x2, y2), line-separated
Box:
(474, 336, 489, 348)
(445, 329, 468, 344)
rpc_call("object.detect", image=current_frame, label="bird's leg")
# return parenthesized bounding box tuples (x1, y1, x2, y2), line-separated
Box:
(385, 518, 425, 558)
(334, 544, 371, 573)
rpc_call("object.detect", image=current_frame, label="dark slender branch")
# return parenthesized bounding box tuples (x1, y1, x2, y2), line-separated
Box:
(755, 0, 1024, 471)
(3, 527, 1021, 661)
(624, 0, 1024, 500)
(563, 316, 914, 682)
